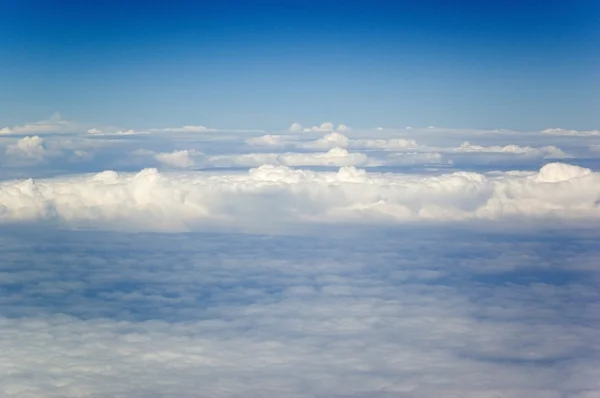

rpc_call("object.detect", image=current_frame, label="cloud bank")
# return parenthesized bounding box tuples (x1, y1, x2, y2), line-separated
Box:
(0, 162, 598, 231)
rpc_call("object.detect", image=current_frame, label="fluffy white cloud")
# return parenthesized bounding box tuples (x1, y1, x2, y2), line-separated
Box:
(5, 136, 50, 160)
(299, 132, 350, 149)
(155, 150, 200, 168)
(0, 162, 598, 231)
(277, 147, 373, 167)
(289, 122, 304, 132)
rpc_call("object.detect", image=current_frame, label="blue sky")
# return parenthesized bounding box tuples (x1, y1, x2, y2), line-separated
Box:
(1, 0, 599, 130)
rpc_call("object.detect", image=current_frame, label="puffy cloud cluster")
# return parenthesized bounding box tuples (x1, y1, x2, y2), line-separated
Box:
(5, 136, 50, 159)
(0, 162, 598, 231)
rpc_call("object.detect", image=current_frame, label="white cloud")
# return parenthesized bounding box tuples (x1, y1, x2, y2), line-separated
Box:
(278, 147, 373, 167)
(456, 141, 571, 159)
(86, 128, 143, 135)
(541, 128, 600, 136)
(0, 162, 598, 232)
(352, 137, 419, 150)
(153, 125, 215, 133)
(155, 150, 200, 168)
(0, 227, 597, 397)
(5, 136, 50, 159)
(536, 162, 593, 182)
(0, 113, 79, 135)
(256, 132, 420, 151)
(386, 152, 446, 165)
(299, 132, 350, 149)
(245, 134, 291, 146)
(288, 122, 346, 133)
(289, 122, 304, 132)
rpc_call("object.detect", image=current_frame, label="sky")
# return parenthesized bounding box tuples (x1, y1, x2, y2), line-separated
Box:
(1, 0, 599, 131)
(1, 1, 600, 397)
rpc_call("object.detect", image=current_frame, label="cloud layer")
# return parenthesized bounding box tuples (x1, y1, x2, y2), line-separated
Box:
(0, 227, 597, 397)
(0, 162, 598, 231)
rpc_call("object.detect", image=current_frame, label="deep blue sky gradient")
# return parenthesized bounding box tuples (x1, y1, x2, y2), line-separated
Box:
(1, 0, 598, 130)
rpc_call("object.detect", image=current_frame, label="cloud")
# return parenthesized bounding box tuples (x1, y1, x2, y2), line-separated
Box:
(299, 132, 350, 149)
(288, 122, 347, 133)
(153, 125, 216, 133)
(536, 162, 593, 182)
(0, 113, 79, 135)
(0, 162, 598, 232)
(386, 152, 446, 165)
(245, 134, 292, 146)
(254, 132, 419, 151)
(277, 147, 373, 167)
(140, 147, 374, 169)
(289, 122, 304, 132)
(456, 142, 571, 159)
(155, 150, 200, 168)
(541, 128, 600, 136)
(5, 136, 50, 160)
(0, 226, 597, 397)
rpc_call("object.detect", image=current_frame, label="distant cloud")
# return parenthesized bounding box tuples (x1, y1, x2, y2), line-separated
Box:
(541, 128, 600, 136)
(155, 150, 200, 168)
(0, 113, 79, 135)
(278, 147, 373, 167)
(456, 141, 571, 159)
(5, 136, 49, 159)
(288, 122, 348, 133)
(246, 135, 291, 146)
(153, 125, 215, 133)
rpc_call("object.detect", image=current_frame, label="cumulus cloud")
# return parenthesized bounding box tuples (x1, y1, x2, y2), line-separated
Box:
(277, 147, 373, 167)
(0, 162, 598, 231)
(5, 136, 50, 160)
(155, 150, 201, 168)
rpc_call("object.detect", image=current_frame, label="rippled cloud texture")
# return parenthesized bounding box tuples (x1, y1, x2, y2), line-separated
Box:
(0, 119, 599, 397)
